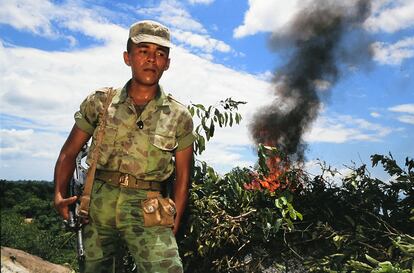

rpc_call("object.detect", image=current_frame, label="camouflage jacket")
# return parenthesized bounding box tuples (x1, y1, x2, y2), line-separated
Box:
(74, 81, 195, 182)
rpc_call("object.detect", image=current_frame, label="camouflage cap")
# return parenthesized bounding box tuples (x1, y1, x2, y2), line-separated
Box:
(129, 20, 172, 48)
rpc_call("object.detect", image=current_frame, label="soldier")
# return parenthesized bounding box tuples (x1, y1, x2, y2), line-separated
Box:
(53, 20, 195, 273)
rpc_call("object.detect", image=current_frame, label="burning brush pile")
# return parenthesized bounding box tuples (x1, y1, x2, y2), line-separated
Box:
(245, 0, 372, 193)
(243, 144, 303, 194)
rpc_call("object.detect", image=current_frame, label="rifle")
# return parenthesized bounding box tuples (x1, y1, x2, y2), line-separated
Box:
(65, 144, 88, 261)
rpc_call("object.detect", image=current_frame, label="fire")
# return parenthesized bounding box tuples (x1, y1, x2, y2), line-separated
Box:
(244, 144, 295, 193)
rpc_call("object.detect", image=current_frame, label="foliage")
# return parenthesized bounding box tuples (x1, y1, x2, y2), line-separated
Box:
(179, 161, 303, 272)
(0, 181, 78, 271)
(188, 98, 246, 155)
(177, 150, 413, 272)
(284, 154, 414, 273)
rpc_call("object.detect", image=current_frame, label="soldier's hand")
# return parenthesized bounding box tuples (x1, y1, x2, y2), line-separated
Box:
(172, 220, 180, 236)
(54, 196, 77, 220)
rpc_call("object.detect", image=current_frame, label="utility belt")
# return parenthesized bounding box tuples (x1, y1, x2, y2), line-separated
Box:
(95, 169, 175, 227)
(95, 170, 164, 191)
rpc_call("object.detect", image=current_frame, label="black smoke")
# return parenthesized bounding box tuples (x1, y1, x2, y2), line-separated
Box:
(250, 0, 373, 161)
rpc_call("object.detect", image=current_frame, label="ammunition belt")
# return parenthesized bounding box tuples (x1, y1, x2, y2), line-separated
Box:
(95, 170, 163, 191)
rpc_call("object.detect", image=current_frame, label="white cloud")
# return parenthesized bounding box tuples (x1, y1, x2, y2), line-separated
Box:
(134, 0, 233, 56)
(0, 0, 126, 45)
(174, 30, 231, 53)
(188, 0, 215, 5)
(304, 115, 393, 143)
(164, 46, 271, 111)
(255, 70, 273, 81)
(372, 37, 414, 65)
(233, 0, 375, 38)
(388, 103, 414, 125)
(198, 143, 255, 174)
(0, 0, 56, 37)
(136, 0, 206, 33)
(365, 0, 414, 33)
(233, 0, 414, 38)
(0, 0, 233, 57)
(396, 115, 414, 125)
(388, 103, 414, 114)
(0, 128, 67, 180)
(370, 112, 381, 118)
(62, 16, 126, 44)
(0, 40, 128, 132)
(0, 129, 65, 160)
(233, 0, 302, 38)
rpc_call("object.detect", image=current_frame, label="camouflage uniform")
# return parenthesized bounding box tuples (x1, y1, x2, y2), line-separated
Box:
(74, 81, 195, 273)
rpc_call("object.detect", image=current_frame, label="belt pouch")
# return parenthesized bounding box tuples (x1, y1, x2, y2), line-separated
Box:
(158, 198, 176, 227)
(141, 192, 176, 227)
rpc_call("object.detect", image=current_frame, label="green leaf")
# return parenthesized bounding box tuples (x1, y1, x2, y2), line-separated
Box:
(371, 154, 383, 167)
(333, 235, 344, 249)
(347, 260, 373, 271)
(275, 218, 283, 231)
(235, 113, 241, 124)
(194, 104, 206, 111)
(197, 135, 206, 155)
(218, 114, 223, 127)
(275, 199, 282, 209)
(209, 120, 215, 138)
(289, 209, 297, 220)
(188, 106, 195, 116)
(365, 254, 379, 266)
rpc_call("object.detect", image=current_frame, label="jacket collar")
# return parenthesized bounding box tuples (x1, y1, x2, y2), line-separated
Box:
(112, 80, 170, 107)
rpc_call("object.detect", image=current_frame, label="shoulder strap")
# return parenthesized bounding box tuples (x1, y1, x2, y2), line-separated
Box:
(78, 88, 116, 218)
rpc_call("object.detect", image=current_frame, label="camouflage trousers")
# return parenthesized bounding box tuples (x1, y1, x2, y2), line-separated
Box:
(81, 179, 183, 273)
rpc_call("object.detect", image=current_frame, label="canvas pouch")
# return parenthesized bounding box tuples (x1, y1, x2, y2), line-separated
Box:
(141, 191, 176, 227)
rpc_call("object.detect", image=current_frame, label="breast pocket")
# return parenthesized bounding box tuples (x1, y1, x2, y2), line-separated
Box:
(145, 111, 178, 173)
(150, 133, 178, 151)
(146, 132, 176, 174)
(149, 112, 178, 151)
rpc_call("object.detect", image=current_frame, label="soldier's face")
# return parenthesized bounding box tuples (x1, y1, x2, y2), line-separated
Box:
(124, 42, 170, 87)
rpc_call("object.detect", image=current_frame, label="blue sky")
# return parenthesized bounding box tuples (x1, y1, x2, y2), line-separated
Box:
(0, 0, 413, 181)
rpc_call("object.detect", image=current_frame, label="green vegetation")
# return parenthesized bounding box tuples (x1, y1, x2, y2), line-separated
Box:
(0, 180, 78, 270)
(1, 99, 412, 272)
(177, 151, 413, 272)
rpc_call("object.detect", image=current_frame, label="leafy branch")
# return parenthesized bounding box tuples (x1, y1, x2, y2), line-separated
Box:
(188, 98, 246, 155)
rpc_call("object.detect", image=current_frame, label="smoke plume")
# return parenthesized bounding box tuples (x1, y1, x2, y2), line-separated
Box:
(250, 0, 372, 161)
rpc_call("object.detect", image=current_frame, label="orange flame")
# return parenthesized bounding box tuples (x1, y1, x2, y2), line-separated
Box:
(244, 141, 298, 192)
(264, 155, 290, 192)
